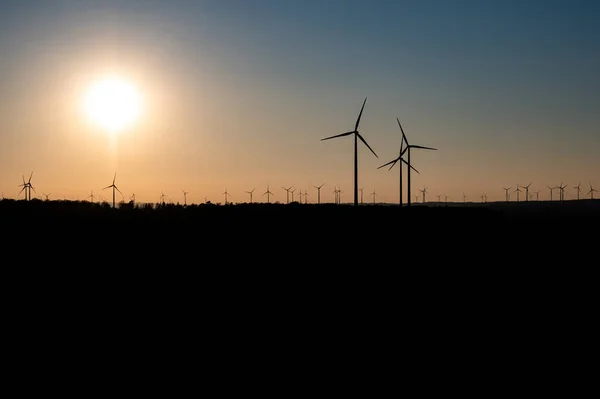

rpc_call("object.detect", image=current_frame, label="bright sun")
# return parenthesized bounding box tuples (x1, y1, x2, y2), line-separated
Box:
(83, 75, 142, 133)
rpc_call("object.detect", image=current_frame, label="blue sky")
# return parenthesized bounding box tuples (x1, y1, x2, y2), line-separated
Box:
(1, 0, 598, 204)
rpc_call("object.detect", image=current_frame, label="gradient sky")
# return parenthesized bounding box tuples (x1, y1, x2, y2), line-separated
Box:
(1, 0, 599, 204)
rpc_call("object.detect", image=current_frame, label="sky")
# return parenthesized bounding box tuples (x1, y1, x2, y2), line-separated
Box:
(1, 0, 599, 205)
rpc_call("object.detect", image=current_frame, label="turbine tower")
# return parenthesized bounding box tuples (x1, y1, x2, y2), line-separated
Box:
(395, 119, 437, 207)
(522, 182, 532, 202)
(321, 97, 378, 206)
(18, 171, 35, 201)
(371, 189, 377, 204)
(282, 186, 293, 204)
(377, 118, 420, 207)
(313, 182, 326, 205)
(102, 172, 122, 208)
(587, 182, 597, 199)
(574, 183, 581, 200)
(503, 186, 512, 202)
(419, 187, 428, 204)
(246, 188, 256, 203)
(263, 184, 274, 204)
(222, 188, 230, 205)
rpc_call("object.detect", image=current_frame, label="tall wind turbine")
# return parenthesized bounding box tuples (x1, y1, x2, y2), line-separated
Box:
(547, 185, 556, 201)
(182, 189, 189, 206)
(502, 186, 512, 202)
(514, 186, 522, 202)
(558, 183, 567, 202)
(102, 172, 122, 208)
(314, 182, 326, 205)
(522, 182, 532, 202)
(534, 190, 540, 201)
(18, 171, 35, 201)
(377, 119, 420, 206)
(246, 188, 256, 203)
(282, 186, 293, 204)
(290, 188, 296, 203)
(574, 183, 581, 200)
(263, 184, 274, 204)
(298, 190, 303, 203)
(587, 182, 597, 199)
(395, 119, 437, 207)
(371, 189, 377, 204)
(222, 188, 230, 205)
(419, 187, 428, 203)
(321, 97, 378, 206)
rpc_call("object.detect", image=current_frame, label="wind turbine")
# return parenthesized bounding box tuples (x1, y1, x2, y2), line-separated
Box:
(547, 185, 556, 201)
(160, 191, 167, 205)
(321, 97, 378, 206)
(263, 184, 274, 204)
(282, 186, 293, 204)
(18, 172, 34, 201)
(395, 119, 437, 207)
(222, 188, 230, 205)
(102, 172, 122, 208)
(419, 187, 428, 204)
(88, 190, 95, 203)
(436, 194, 441, 202)
(42, 192, 51, 201)
(130, 193, 136, 204)
(522, 182, 532, 202)
(463, 193, 467, 203)
(502, 186, 512, 202)
(371, 189, 377, 204)
(359, 187, 364, 204)
(377, 118, 420, 206)
(534, 190, 540, 201)
(246, 188, 256, 203)
(444, 195, 449, 203)
(298, 190, 303, 203)
(303, 189, 309, 204)
(587, 182, 597, 199)
(313, 182, 326, 204)
(574, 183, 581, 200)
(290, 188, 296, 203)
(514, 186, 522, 202)
(558, 183, 567, 202)
(182, 189, 189, 206)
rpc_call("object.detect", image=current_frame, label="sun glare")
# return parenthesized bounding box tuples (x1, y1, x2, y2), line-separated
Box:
(83, 76, 142, 133)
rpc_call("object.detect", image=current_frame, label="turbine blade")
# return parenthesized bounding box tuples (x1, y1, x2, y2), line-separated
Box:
(401, 158, 419, 174)
(28, 171, 33, 183)
(377, 159, 398, 170)
(357, 133, 378, 158)
(102, 185, 111, 190)
(321, 131, 354, 141)
(354, 97, 367, 131)
(397, 118, 409, 146)
(411, 145, 437, 151)
(115, 186, 122, 195)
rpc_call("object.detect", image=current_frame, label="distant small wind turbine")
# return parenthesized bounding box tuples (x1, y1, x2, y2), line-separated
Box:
(419, 187, 428, 203)
(263, 184, 274, 203)
(182, 189, 189, 206)
(359, 187, 364, 204)
(102, 172, 122, 208)
(371, 189, 377, 204)
(42, 192, 51, 201)
(313, 182, 326, 205)
(303, 189, 309, 204)
(503, 186, 512, 202)
(282, 186, 293, 204)
(160, 191, 167, 205)
(574, 183, 581, 200)
(436, 194, 441, 202)
(321, 97, 378, 206)
(514, 186, 522, 202)
(290, 188, 296, 203)
(88, 190, 95, 203)
(18, 171, 35, 201)
(547, 185, 556, 201)
(558, 182, 567, 202)
(522, 182, 532, 202)
(444, 195, 449, 203)
(463, 193, 467, 203)
(534, 190, 540, 201)
(298, 190, 303, 203)
(222, 188, 231, 205)
(587, 182, 597, 199)
(246, 188, 256, 203)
